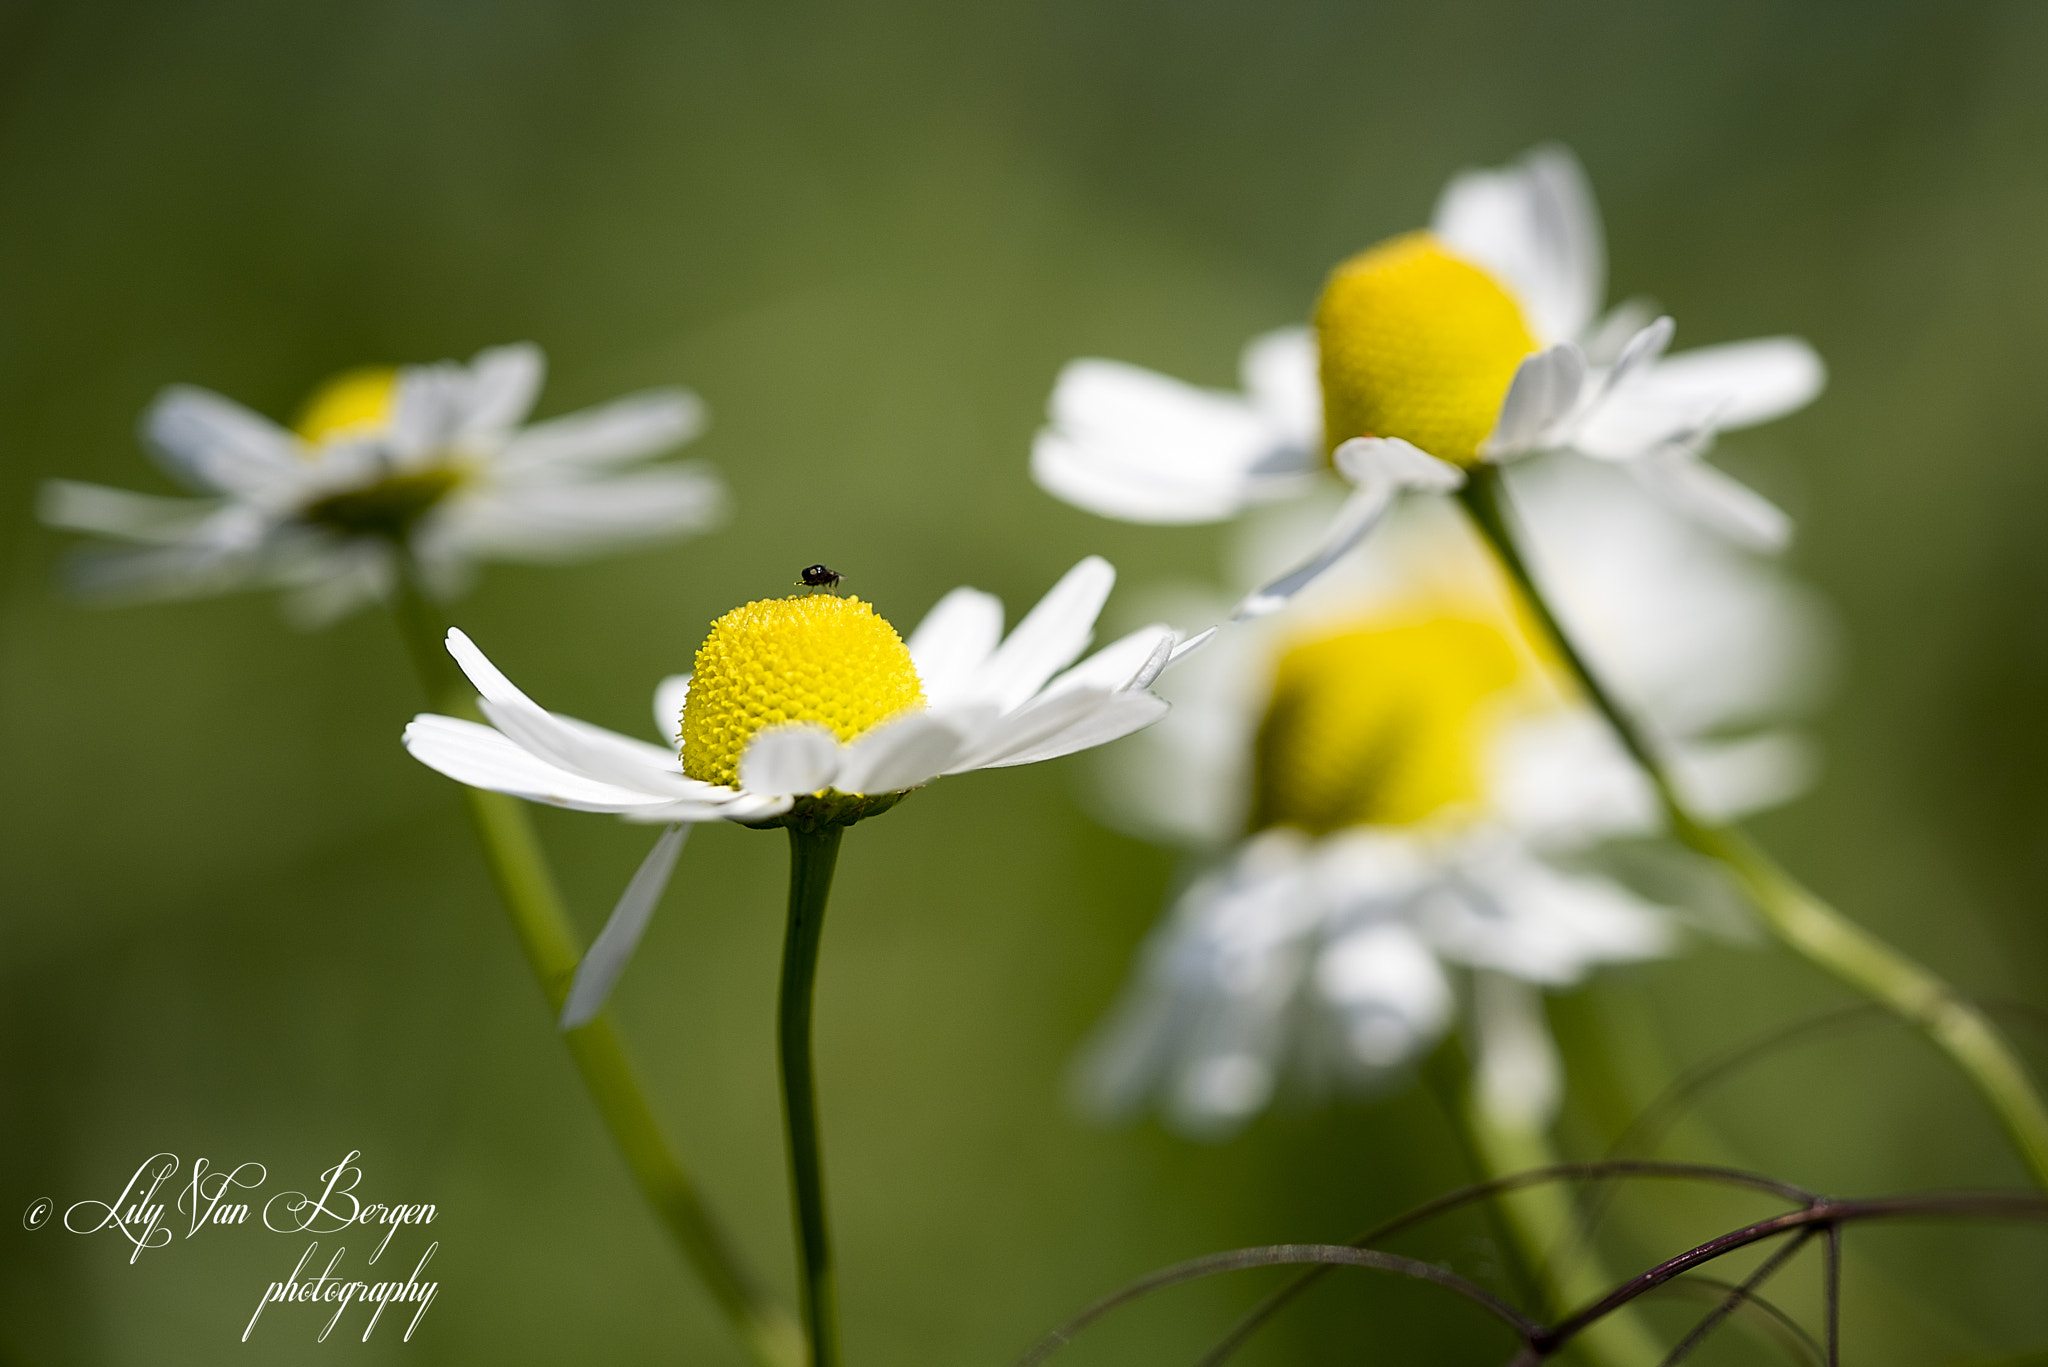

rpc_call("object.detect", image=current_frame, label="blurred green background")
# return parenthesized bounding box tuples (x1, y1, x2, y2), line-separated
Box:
(6, 0, 2048, 1362)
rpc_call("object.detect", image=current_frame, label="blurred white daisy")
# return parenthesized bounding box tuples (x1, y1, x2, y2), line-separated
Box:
(404, 557, 1186, 1029)
(39, 343, 725, 624)
(1033, 145, 1825, 617)
(1074, 457, 1830, 1138)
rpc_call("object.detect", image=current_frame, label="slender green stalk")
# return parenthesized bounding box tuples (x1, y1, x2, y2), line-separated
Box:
(778, 822, 846, 1367)
(390, 571, 805, 1367)
(1457, 464, 2048, 1189)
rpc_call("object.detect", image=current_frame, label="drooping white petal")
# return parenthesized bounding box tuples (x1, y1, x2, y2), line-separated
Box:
(1312, 922, 1453, 1070)
(447, 629, 707, 796)
(1031, 358, 1314, 524)
(38, 480, 220, 544)
(1433, 144, 1605, 346)
(1469, 972, 1563, 1130)
(1232, 438, 1463, 619)
(141, 385, 304, 498)
(559, 823, 690, 1031)
(1629, 450, 1792, 552)
(495, 389, 706, 475)
(1670, 730, 1816, 820)
(905, 587, 1004, 708)
(964, 556, 1114, 712)
(977, 691, 1168, 769)
(403, 715, 696, 814)
(1480, 343, 1589, 458)
(1426, 839, 1674, 985)
(836, 709, 985, 793)
(652, 675, 692, 749)
(738, 723, 843, 797)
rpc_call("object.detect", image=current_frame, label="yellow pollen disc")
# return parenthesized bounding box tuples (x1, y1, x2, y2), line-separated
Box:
(681, 595, 925, 789)
(1314, 232, 1537, 466)
(1250, 617, 1521, 836)
(293, 366, 399, 443)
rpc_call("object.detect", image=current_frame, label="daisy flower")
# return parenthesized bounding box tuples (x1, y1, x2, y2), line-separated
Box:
(402, 556, 1184, 1029)
(39, 343, 725, 624)
(1073, 456, 1828, 1137)
(1032, 145, 1825, 618)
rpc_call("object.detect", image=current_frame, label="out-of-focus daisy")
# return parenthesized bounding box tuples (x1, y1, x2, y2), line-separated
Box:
(39, 343, 725, 624)
(404, 557, 1185, 1028)
(1074, 456, 1829, 1137)
(1033, 146, 1824, 617)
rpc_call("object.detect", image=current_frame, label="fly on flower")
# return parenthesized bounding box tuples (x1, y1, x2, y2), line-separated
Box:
(1031, 145, 1826, 618)
(38, 344, 726, 624)
(1074, 458, 1830, 1136)
(402, 556, 1192, 1029)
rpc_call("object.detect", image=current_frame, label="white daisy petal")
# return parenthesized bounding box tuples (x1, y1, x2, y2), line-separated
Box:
(965, 556, 1114, 711)
(1042, 624, 1177, 698)
(1032, 359, 1311, 524)
(977, 691, 1168, 769)
(447, 629, 703, 796)
(1313, 923, 1453, 1070)
(403, 715, 688, 815)
(559, 823, 691, 1031)
(38, 481, 220, 544)
(141, 386, 303, 497)
(1630, 450, 1793, 552)
(949, 686, 1126, 772)
(738, 723, 843, 797)
(1233, 438, 1462, 619)
(1632, 337, 1825, 431)
(1470, 972, 1563, 1130)
(836, 709, 985, 793)
(456, 342, 547, 439)
(1239, 327, 1322, 452)
(906, 587, 1004, 708)
(653, 675, 692, 749)
(1481, 343, 1589, 458)
(1433, 144, 1605, 347)
(444, 466, 728, 559)
(495, 389, 705, 476)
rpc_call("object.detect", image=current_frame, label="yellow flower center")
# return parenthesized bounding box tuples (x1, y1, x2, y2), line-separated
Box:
(681, 595, 926, 789)
(1314, 232, 1537, 466)
(1250, 616, 1521, 836)
(294, 366, 400, 442)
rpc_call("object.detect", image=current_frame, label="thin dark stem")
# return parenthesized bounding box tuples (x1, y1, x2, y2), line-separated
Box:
(1545, 1193, 2048, 1355)
(1014, 1244, 1541, 1367)
(1658, 1228, 1814, 1367)
(781, 823, 846, 1367)
(1822, 1225, 1840, 1367)
(1193, 1162, 1813, 1367)
(1644, 1277, 1823, 1366)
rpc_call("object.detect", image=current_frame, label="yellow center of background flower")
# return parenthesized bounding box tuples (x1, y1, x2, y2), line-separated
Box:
(1250, 616, 1521, 836)
(1314, 232, 1537, 466)
(294, 366, 400, 442)
(681, 595, 926, 788)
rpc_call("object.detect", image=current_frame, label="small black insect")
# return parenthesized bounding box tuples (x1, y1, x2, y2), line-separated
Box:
(797, 563, 844, 592)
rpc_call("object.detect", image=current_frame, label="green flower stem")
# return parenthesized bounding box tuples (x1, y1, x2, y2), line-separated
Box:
(390, 573, 805, 1367)
(1465, 1092, 1665, 1367)
(778, 822, 846, 1367)
(1457, 464, 2048, 1189)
